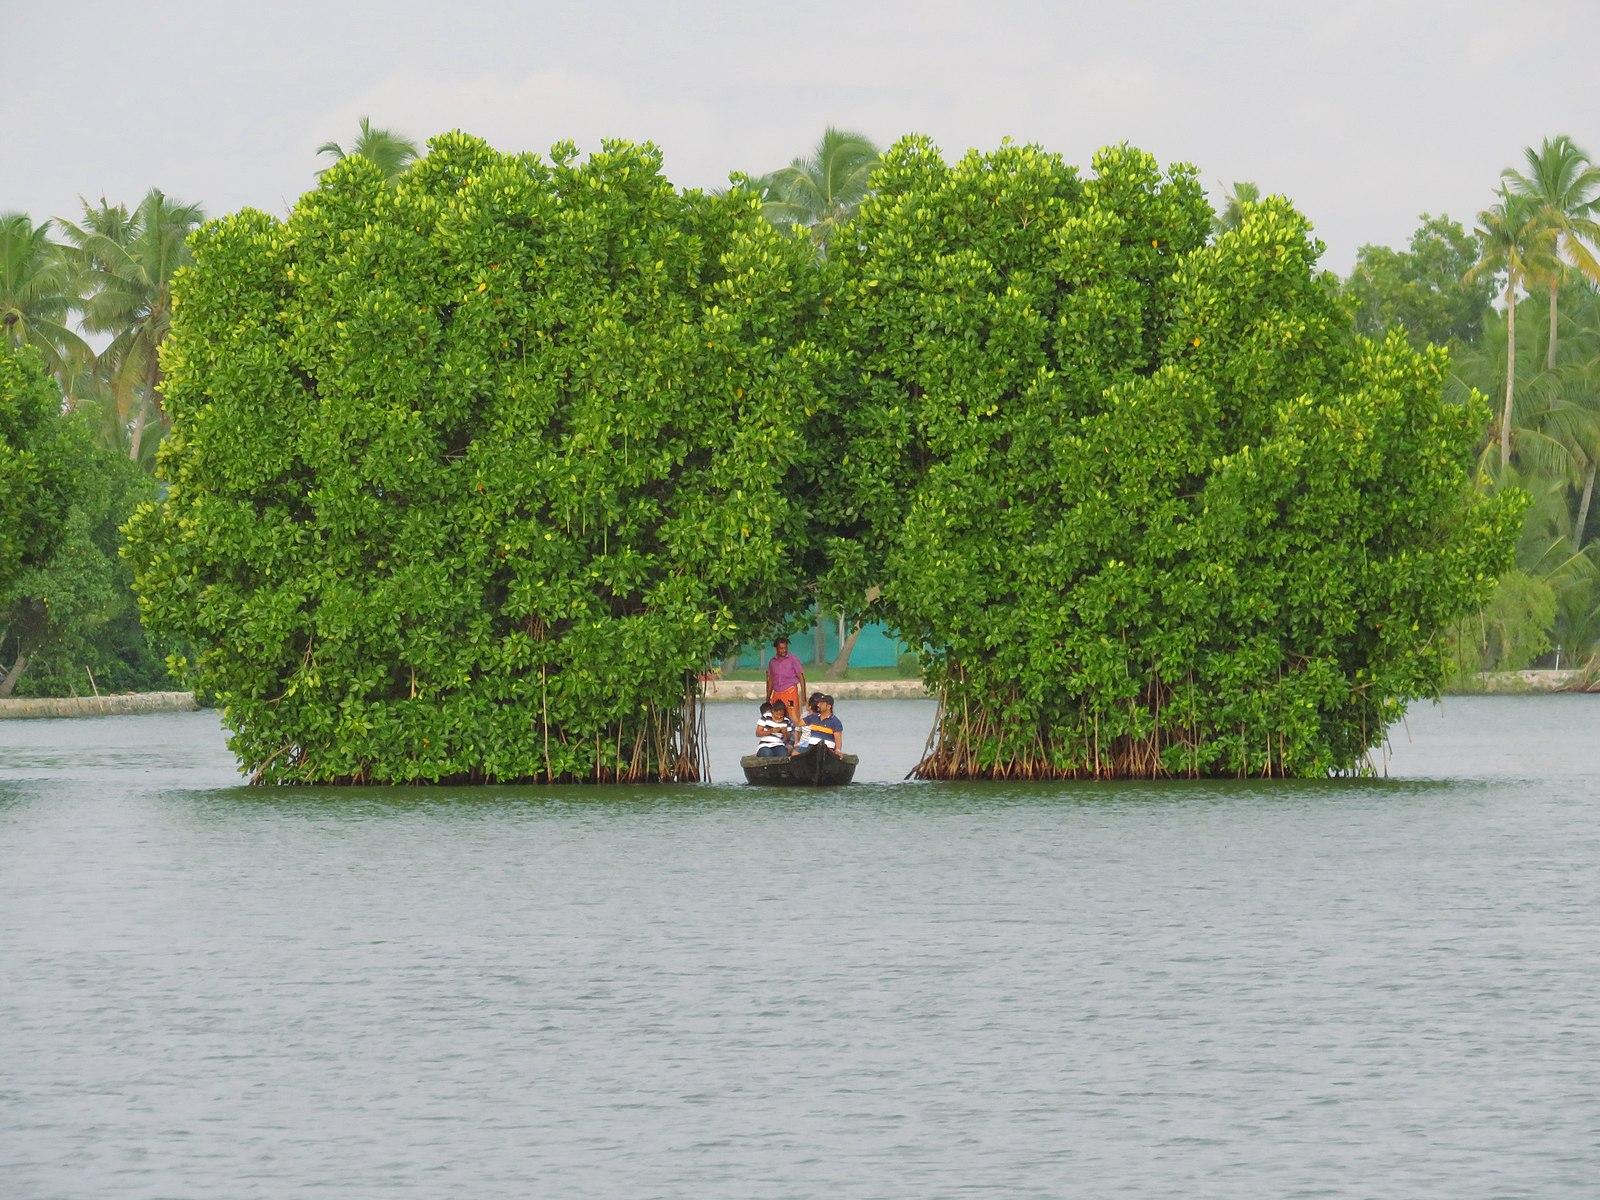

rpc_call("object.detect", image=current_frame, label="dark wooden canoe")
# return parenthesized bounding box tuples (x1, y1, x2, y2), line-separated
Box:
(741, 743, 859, 786)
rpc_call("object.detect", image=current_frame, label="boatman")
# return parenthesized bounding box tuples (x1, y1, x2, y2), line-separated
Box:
(765, 637, 806, 721)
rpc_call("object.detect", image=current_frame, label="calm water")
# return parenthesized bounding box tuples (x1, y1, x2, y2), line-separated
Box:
(2, 697, 1596, 1198)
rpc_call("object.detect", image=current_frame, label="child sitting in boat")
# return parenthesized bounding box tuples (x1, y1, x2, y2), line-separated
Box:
(755, 702, 790, 758)
(770, 698, 797, 749)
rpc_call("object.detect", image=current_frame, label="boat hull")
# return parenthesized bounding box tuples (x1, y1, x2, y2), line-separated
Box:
(741, 744, 858, 786)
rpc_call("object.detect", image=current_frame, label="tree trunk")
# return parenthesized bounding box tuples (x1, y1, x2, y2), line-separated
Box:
(1501, 285, 1517, 471)
(128, 388, 147, 464)
(1576, 462, 1596, 552)
(0, 649, 29, 698)
(825, 622, 865, 679)
(813, 604, 827, 666)
(0, 599, 49, 698)
(128, 346, 164, 464)
(1547, 280, 1559, 371)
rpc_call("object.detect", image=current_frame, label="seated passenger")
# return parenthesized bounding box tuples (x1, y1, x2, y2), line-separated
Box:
(795, 695, 822, 748)
(770, 698, 798, 750)
(755, 702, 789, 758)
(799, 693, 843, 755)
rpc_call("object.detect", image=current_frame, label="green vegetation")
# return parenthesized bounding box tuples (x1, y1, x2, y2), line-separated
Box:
(1346, 215, 1491, 351)
(9, 121, 1599, 784)
(316, 116, 420, 183)
(749, 127, 881, 255)
(0, 343, 85, 694)
(0, 440, 166, 697)
(124, 135, 827, 783)
(820, 139, 1520, 778)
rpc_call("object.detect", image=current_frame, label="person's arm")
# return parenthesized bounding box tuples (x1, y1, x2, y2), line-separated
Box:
(764, 659, 775, 704)
(797, 666, 807, 711)
(832, 723, 843, 755)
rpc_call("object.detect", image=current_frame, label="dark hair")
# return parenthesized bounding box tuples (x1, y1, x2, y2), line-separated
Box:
(774, 637, 788, 647)
(759, 702, 774, 715)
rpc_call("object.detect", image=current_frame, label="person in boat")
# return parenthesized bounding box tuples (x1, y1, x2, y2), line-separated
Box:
(795, 694, 820, 743)
(798, 693, 844, 756)
(755, 702, 790, 758)
(769, 697, 799, 751)
(764, 637, 806, 723)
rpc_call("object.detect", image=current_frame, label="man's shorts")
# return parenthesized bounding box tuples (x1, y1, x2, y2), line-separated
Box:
(769, 686, 800, 720)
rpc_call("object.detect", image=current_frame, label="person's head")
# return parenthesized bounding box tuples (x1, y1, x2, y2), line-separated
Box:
(815, 694, 834, 714)
(759, 702, 774, 718)
(806, 694, 820, 713)
(773, 637, 789, 656)
(771, 699, 789, 718)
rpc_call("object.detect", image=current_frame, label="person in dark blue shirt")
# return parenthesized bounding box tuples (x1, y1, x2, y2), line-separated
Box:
(799, 693, 844, 754)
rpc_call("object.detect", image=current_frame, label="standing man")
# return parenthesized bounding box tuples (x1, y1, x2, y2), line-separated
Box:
(765, 637, 806, 723)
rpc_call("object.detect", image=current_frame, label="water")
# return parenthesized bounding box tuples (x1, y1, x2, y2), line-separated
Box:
(2, 697, 1597, 1198)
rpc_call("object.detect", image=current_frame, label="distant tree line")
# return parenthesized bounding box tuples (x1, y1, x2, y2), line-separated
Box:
(1333, 136, 1600, 678)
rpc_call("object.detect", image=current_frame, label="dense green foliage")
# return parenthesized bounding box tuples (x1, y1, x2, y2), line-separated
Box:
(15, 121, 1596, 759)
(825, 138, 1522, 777)
(0, 342, 88, 694)
(1444, 285, 1600, 670)
(0, 442, 167, 697)
(1345, 215, 1492, 350)
(126, 134, 827, 783)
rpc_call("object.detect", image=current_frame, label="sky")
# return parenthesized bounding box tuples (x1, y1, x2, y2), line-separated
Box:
(7, 0, 1598, 274)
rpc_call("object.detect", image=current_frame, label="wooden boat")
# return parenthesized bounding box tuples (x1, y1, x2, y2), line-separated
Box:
(741, 743, 859, 786)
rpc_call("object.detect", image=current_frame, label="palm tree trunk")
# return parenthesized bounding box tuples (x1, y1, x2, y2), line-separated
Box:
(129, 349, 162, 464)
(1502, 284, 1517, 471)
(1547, 280, 1559, 371)
(1576, 462, 1596, 552)
(128, 390, 146, 463)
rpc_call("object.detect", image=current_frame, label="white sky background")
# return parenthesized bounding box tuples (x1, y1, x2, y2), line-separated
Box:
(5, 0, 1597, 273)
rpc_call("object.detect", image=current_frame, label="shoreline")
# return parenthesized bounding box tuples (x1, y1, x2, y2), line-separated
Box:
(2, 671, 1589, 720)
(0, 691, 200, 720)
(702, 678, 930, 702)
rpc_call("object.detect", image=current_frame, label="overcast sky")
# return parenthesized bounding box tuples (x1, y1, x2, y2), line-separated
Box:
(7, 0, 1597, 273)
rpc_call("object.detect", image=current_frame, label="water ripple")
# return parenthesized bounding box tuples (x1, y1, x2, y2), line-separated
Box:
(2, 699, 1598, 1197)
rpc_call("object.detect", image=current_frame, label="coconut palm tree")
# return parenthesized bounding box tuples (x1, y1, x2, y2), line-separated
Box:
(1501, 135, 1600, 368)
(316, 116, 420, 182)
(1211, 181, 1261, 237)
(57, 190, 205, 464)
(1468, 190, 1542, 471)
(1547, 306, 1600, 549)
(755, 127, 881, 254)
(0, 213, 87, 383)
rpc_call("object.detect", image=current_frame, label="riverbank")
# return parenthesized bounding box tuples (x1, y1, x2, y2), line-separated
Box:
(0, 682, 931, 720)
(0, 691, 199, 720)
(702, 678, 929, 702)
(1456, 669, 1594, 694)
(0, 671, 1584, 719)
